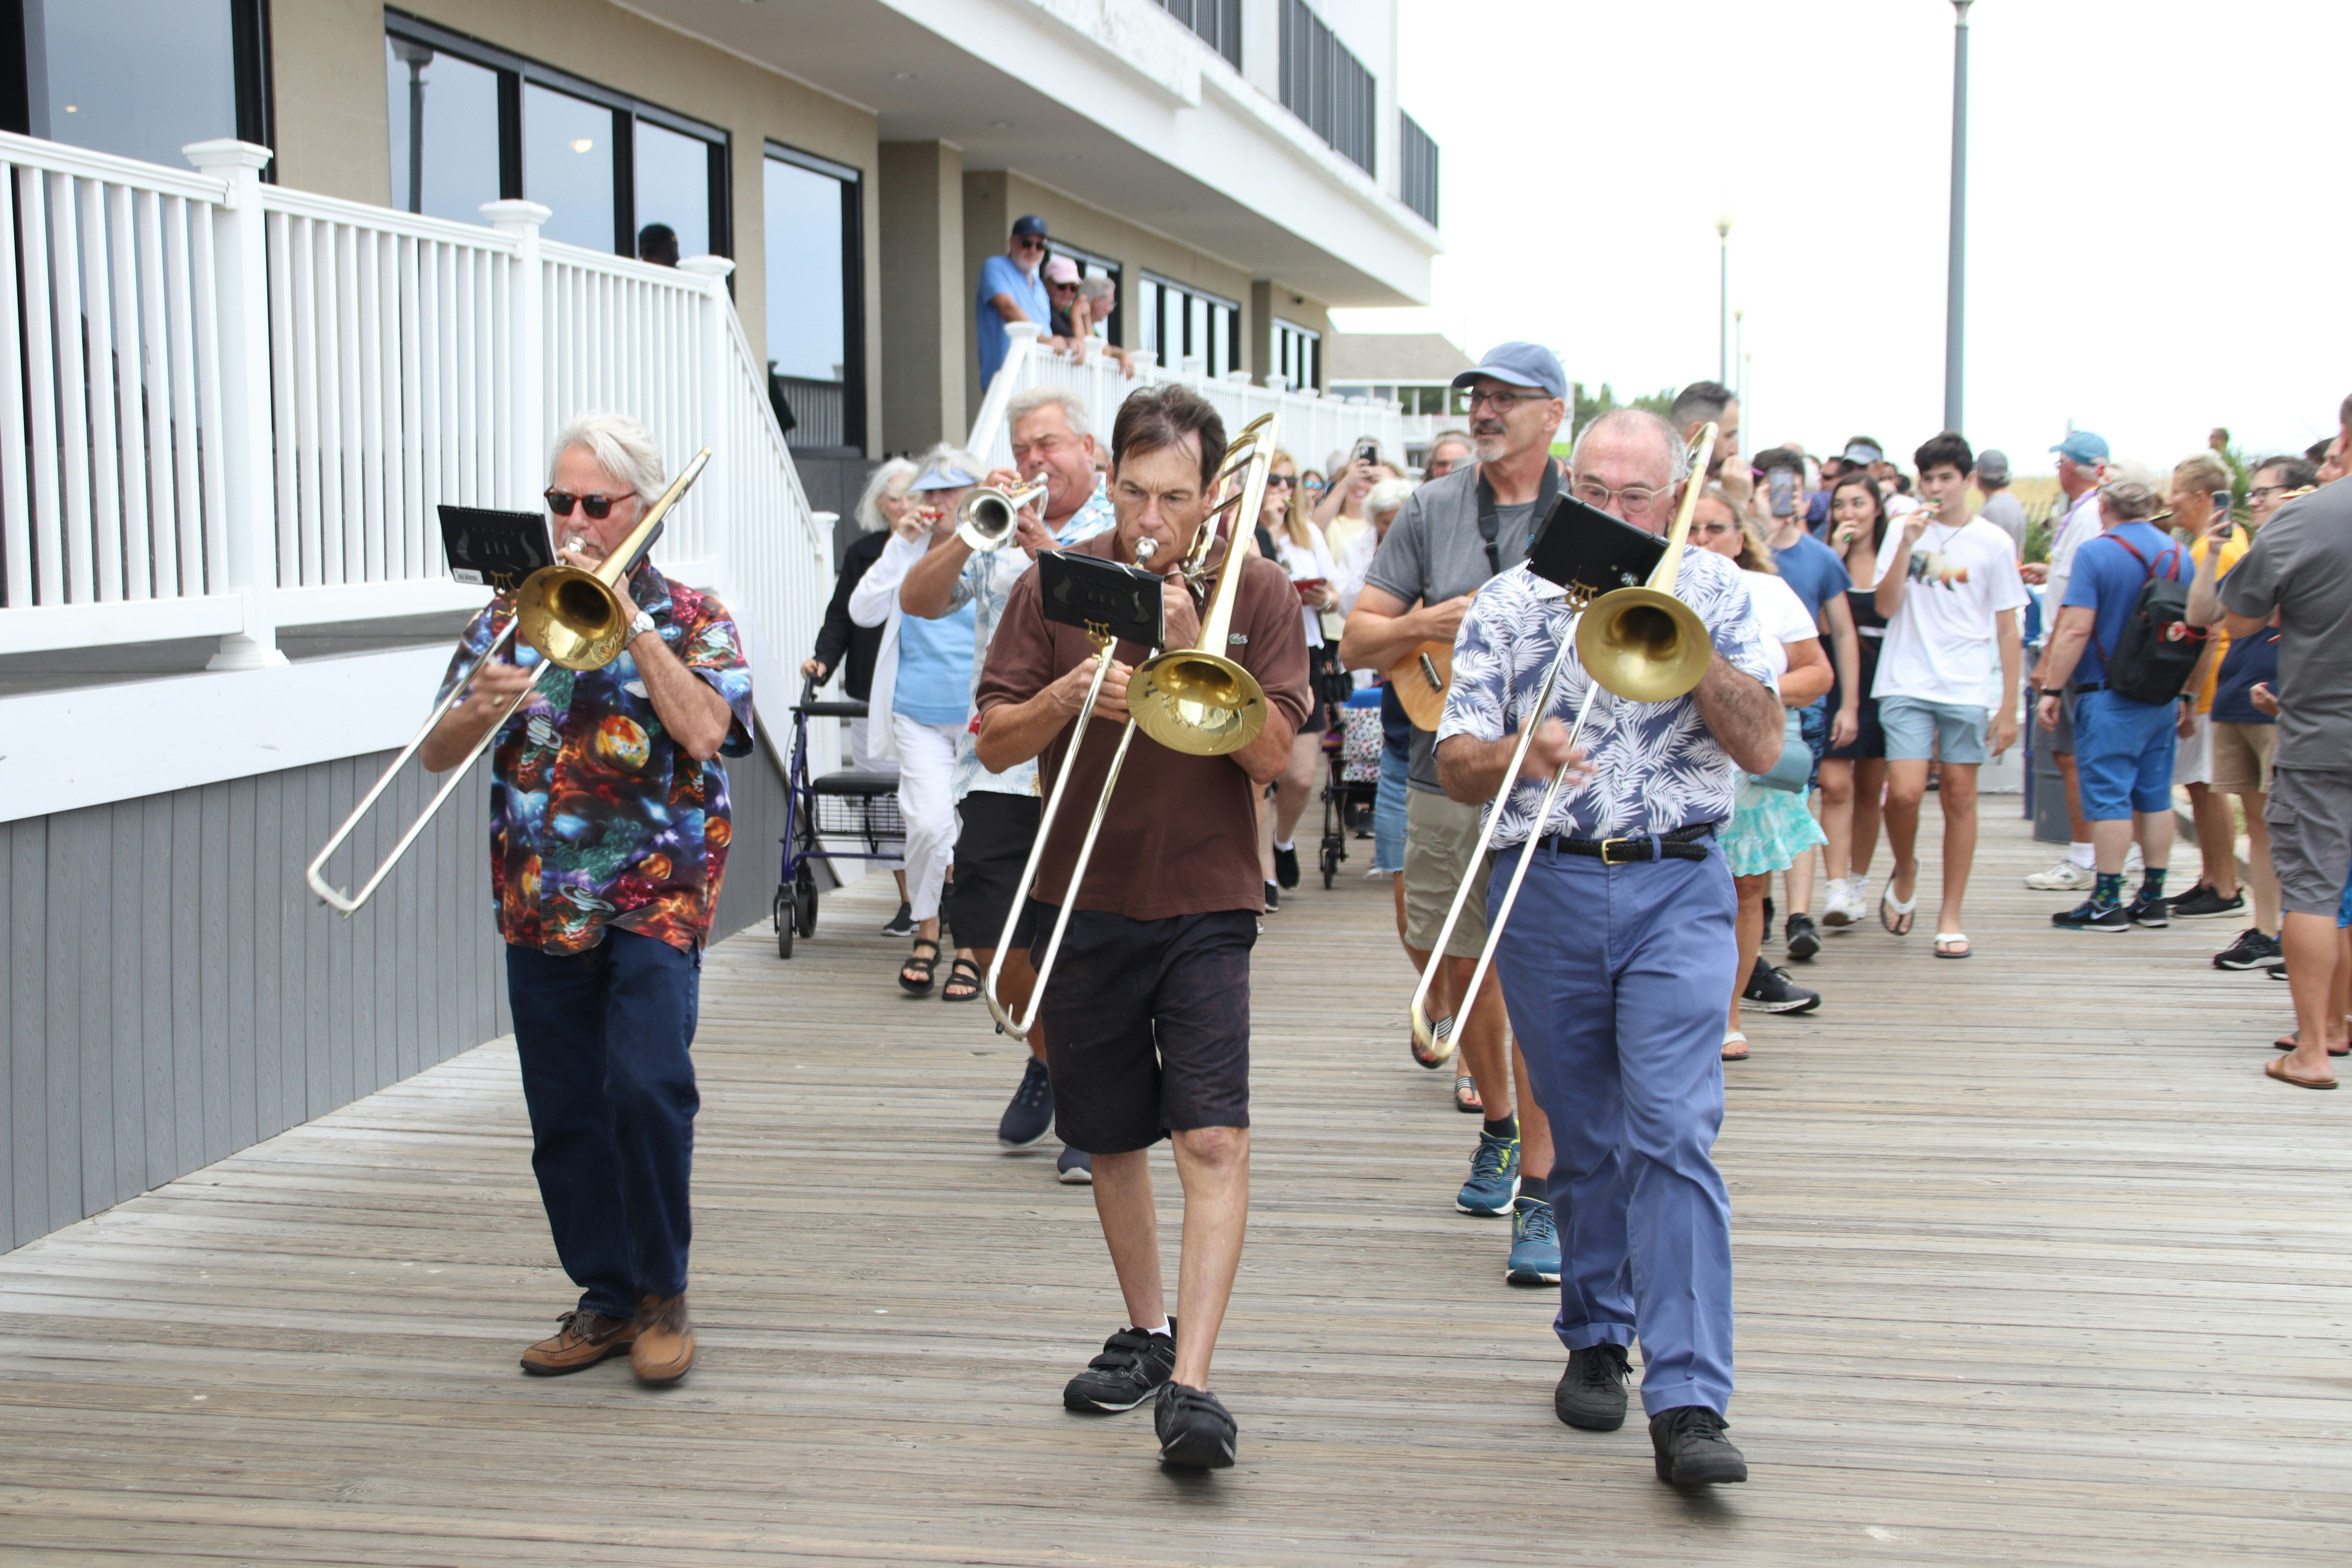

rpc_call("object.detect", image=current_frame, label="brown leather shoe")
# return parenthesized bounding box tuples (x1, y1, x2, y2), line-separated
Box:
(519, 1309, 637, 1375)
(630, 1294, 695, 1385)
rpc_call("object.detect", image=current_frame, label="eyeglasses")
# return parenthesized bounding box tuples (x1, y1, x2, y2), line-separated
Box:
(2248, 483, 2298, 502)
(545, 488, 633, 519)
(1466, 388, 1552, 414)
(1266, 474, 1296, 489)
(1570, 478, 1666, 517)
(1014, 236, 1046, 250)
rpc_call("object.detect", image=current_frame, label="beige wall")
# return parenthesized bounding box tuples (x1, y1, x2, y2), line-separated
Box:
(878, 142, 968, 455)
(265, 0, 883, 454)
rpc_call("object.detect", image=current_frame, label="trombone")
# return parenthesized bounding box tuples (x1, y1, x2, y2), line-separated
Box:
(956, 477, 1049, 552)
(984, 411, 1281, 1037)
(303, 448, 713, 916)
(1406, 424, 1720, 1058)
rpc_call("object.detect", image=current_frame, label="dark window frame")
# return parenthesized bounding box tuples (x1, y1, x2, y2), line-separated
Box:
(0, 0, 274, 174)
(385, 7, 730, 261)
(1278, 0, 1375, 177)
(764, 140, 865, 454)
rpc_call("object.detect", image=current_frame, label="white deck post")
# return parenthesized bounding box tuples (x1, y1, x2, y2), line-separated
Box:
(186, 139, 287, 670)
(677, 256, 737, 584)
(481, 201, 550, 508)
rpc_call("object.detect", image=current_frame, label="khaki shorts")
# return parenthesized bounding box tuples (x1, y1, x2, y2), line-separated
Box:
(1403, 787, 1489, 960)
(2209, 721, 2276, 795)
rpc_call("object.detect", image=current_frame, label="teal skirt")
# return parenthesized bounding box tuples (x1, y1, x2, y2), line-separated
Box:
(1721, 779, 1826, 878)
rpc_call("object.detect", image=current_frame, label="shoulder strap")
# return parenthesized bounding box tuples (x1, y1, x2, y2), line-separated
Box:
(1474, 463, 1559, 579)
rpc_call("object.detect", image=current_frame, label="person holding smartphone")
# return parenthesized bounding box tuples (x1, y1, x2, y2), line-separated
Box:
(1315, 438, 1385, 563)
(1254, 449, 1338, 903)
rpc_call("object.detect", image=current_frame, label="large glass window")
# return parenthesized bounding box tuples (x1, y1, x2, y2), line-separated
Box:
(1138, 274, 1240, 379)
(634, 119, 711, 260)
(1046, 240, 1122, 346)
(385, 38, 501, 225)
(18, 0, 252, 168)
(522, 83, 616, 253)
(1273, 318, 1321, 391)
(763, 145, 863, 451)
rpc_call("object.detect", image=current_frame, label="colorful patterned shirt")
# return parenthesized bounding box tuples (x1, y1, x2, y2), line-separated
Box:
(1435, 547, 1775, 846)
(947, 477, 1119, 802)
(436, 563, 756, 955)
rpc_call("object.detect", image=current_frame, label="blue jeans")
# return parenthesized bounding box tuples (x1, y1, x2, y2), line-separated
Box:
(1489, 841, 1739, 1416)
(507, 928, 702, 1318)
(1373, 739, 1408, 874)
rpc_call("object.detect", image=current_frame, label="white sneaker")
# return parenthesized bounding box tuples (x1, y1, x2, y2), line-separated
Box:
(2024, 858, 2093, 891)
(1819, 877, 1864, 927)
(1848, 873, 1872, 919)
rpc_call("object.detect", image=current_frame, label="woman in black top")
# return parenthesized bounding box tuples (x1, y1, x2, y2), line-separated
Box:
(1818, 472, 1892, 929)
(804, 458, 917, 764)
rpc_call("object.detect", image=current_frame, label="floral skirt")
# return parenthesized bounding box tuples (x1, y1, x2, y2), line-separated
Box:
(1720, 779, 1827, 878)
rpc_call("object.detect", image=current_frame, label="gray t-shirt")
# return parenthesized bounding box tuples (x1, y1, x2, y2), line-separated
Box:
(1364, 465, 1541, 791)
(1976, 490, 2027, 554)
(2219, 483, 2352, 770)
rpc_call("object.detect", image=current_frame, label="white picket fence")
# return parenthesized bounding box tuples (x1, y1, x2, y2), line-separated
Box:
(967, 323, 1406, 475)
(0, 131, 828, 758)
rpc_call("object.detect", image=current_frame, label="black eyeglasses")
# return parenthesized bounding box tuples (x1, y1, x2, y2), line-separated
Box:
(545, 488, 632, 519)
(1266, 474, 1296, 489)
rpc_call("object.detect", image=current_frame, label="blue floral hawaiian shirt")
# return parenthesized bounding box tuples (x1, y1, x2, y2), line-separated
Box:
(436, 563, 755, 955)
(1436, 547, 1775, 846)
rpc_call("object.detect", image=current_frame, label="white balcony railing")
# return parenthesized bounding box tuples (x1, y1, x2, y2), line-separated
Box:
(967, 324, 1406, 477)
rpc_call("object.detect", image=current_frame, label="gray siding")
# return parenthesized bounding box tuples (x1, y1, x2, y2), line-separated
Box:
(2, 737, 788, 1254)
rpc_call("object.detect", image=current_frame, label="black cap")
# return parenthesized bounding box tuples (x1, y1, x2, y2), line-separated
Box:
(1011, 214, 1049, 240)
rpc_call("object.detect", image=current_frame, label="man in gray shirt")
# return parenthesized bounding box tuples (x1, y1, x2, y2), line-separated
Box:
(1339, 339, 1564, 1286)
(2198, 418, 2352, 1087)
(1973, 448, 2028, 554)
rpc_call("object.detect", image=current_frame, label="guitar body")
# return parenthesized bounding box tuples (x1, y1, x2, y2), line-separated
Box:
(1387, 641, 1452, 730)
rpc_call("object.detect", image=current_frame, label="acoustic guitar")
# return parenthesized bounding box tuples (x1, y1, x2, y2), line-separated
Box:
(1386, 640, 1452, 731)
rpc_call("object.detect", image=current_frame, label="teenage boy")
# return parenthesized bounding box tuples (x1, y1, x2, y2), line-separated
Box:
(1871, 432, 2026, 959)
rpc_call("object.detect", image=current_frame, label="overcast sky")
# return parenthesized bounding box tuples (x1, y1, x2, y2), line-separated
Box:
(1329, 0, 2351, 476)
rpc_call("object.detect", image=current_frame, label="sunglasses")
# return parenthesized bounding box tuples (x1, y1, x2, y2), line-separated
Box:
(1267, 474, 1296, 489)
(545, 488, 632, 520)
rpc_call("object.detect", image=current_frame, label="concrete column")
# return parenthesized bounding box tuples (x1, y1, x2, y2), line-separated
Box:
(878, 141, 965, 455)
(1248, 281, 1274, 388)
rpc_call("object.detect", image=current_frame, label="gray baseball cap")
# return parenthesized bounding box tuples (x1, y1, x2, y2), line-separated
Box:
(1976, 448, 2011, 483)
(1451, 341, 1566, 400)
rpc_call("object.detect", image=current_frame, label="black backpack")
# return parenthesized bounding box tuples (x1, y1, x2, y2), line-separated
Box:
(2098, 533, 2207, 706)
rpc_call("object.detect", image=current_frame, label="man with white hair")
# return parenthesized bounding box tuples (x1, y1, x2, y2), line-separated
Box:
(898, 383, 1117, 1181)
(1437, 407, 1782, 1486)
(421, 412, 753, 1389)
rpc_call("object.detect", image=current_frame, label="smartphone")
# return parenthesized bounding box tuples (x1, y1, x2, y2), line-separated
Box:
(1767, 466, 1798, 519)
(1353, 439, 1379, 469)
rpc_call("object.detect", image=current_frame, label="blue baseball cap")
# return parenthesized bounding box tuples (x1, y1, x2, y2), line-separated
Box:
(1011, 214, 1049, 240)
(910, 463, 977, 491)
(1452, 341, 1566, 401)
(2049, 430, 2109, 465)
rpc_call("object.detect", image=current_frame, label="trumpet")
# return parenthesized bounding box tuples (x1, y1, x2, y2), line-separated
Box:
(956, 477, 1050, 552)
(304, 449, 713, 915)
(1406, 424, 1720, 1058)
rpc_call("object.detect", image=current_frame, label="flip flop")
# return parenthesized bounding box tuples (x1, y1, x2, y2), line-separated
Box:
(1879, 864, 1918, 936)
(1933, 932, 1971, 959)
(1452, 1074, 1483, 1113)
(1413, 1014, 1457, 1070)
(1721, 1031, 1749, 1062)
(2265, 1056, 2338, 1090)
(2274, 1035, 2350, 1056)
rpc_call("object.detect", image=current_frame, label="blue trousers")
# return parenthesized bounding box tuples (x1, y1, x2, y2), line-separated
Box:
(506, 928, 702, 1319)
(1490, 842, 1739, 1416)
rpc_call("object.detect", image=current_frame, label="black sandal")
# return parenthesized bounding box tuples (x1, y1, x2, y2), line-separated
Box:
(898, 938, 941, 995)
(941, 955, 983, 1002)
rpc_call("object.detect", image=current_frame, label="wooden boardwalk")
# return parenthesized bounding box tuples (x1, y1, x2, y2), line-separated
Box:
(1, 803, 2347, 1565)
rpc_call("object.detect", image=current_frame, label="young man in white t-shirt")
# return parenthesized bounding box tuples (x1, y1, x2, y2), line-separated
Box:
(1869, 433, 2027, 958)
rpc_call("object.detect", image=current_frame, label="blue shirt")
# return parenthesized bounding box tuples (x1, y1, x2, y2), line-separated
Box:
(893, 599, 978, 725)
(2061, 520, 2181, 687)
(975, 254, 1049, 388)
(2210, 625, 2279, 725)
(1771, 532, 1852, 626)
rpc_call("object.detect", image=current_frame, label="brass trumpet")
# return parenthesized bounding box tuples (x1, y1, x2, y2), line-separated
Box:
(956, 477, 1050, 552)
(1406, 424, 1720, 1058)
(304, 449, 713, 915)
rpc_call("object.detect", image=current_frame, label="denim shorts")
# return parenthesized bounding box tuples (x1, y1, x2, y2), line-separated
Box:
(2073, 688, 2178, 820)
(1878, 695, 1989, 765)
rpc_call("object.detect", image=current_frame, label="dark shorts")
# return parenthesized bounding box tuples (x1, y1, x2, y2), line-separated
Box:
(947, 791, 1042, 951)
(1030, 905, 1256, 1154)
(1822, 639, 1884, 761)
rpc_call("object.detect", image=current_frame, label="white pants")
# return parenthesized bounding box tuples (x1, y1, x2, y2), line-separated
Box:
(891, 713, 963, 922)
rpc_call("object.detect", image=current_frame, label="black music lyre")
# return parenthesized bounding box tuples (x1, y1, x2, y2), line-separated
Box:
(1524, 494, 1670, 607)
(1037, 549, 1165, 650)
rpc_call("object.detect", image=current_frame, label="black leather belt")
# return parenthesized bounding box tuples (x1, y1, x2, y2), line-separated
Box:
(2073, 681, 2104, 694)
(1534, 821, 1719, 864)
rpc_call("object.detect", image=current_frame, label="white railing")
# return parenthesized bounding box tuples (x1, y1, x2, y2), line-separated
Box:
(969, 323, 1406, 475)
(0, 132, 831, 777)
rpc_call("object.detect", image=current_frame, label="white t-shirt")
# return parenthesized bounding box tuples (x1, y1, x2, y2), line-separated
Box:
(2042, 488, 2105, 622)
(1268, 524, 1337, 649)
(1870, 514, 2029, 707)
(1739, 568, 1817, 687)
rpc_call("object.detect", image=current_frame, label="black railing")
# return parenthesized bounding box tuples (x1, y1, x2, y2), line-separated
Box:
(1400, 111, 1439, 227)
(1279, 0, 1376, 176)
(1154, 0, 1241, 69)
(769, 373, 847, 450)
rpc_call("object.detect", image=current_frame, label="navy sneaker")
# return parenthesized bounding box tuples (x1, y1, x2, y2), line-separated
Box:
(1456, 1128, 1520, 1216)
(998, 1058, 1053, 1147)
(1154, 1381, 1237, 1469)
(1056, 1146, 1092, 1184)
(1063, 1322, 1177, 1412)
(1784, 911, 1821, 961)
(880, 900, 916, 937)
(1506, 1194, 1560, 1285)
(1742, 959, 1820, 1014)
(2053, 898, 2128, 933)
(1650, 1405, 1748, 1486)
(2214, 927, 2284, 971)
(1554, 1342, 1632, 1431)
(1272, 842, 1300, 891)
(2125, 889, 2171, 928)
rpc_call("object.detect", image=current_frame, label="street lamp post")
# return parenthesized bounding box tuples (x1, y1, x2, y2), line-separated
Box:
(1944, 1, 1975, 432)
(1715, 213, 1733, 384)
(1733, 306, 1746, 410)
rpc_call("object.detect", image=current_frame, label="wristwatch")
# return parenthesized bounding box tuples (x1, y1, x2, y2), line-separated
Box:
(628, 609, 656, 642)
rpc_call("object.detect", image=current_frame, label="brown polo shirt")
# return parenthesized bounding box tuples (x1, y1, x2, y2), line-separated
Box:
(976, 528, 1312, 920)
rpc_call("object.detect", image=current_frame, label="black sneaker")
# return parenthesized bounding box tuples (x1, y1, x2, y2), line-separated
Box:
(1742, 958, 1820, 1014)
(880, 900, 916, 937)
(2215, 927, 2284, 971)
(1056, 1145, 1093, 1184)
(1649, 1405, 1748, 1486)
(1553, 1343, 1631, 1431)
(1154, 1381, 1237, 1469)
(1272, 842, 1300, 891)
(2125, 890, 2170, 928)
(2053, 898, 2127, 933)
(1262, 880, 1280, 913)
(1063, 1323, 1177, 1412)
(997, 1058, 1053, 1147)
(1784, 912, 1820, 962)
(2170, 884, 2245, 920)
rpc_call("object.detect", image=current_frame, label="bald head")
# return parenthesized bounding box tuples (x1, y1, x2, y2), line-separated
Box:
(1568, 409, 1688, 533)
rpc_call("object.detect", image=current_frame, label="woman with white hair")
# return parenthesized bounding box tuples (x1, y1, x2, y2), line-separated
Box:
(850, 445, 983, 995)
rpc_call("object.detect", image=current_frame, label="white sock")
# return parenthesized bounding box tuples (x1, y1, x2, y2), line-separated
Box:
(2068, 842, 2094, 867)
(1273, 839, 1294, 852)
(1143, 1321, 1172, 1337)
